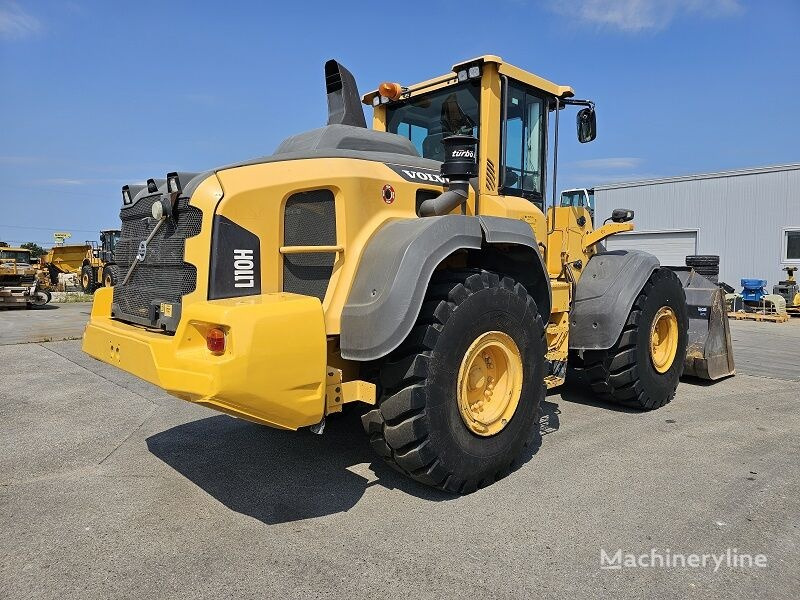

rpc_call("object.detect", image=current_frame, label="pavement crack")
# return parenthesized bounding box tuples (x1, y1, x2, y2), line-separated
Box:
(36, 342, 160, 406)
(96, 405, 158, 466)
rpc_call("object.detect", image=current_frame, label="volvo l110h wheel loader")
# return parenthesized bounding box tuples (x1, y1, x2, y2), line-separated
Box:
(83, 56, 732, 493)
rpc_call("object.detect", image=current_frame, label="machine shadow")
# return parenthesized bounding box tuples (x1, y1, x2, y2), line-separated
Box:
(558, 369, 720, 410)
(147, 400, 560, 525)
(558, 371, 640, 413)
(146, 410, 453, 525)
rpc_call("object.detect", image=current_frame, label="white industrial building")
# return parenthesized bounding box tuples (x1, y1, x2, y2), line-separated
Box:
(594, 163, 800, 290)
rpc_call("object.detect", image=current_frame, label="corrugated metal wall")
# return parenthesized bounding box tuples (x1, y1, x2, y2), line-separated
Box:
(594, 165, 800, 289)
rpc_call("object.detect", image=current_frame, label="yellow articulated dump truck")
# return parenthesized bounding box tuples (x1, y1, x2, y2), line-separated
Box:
(0, 246, 51, 308)
(83, 56, 732, 493)
(46, 230, 121, 292)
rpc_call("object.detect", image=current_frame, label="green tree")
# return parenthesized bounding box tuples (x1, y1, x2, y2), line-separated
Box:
(21, 242, 47, 258)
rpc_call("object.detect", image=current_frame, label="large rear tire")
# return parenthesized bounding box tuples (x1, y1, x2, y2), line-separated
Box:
(361, 269, 546, 494)
(583, 268, 688, 410)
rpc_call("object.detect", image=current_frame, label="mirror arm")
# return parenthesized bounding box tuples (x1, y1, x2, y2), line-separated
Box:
(562, 98, 595, 110)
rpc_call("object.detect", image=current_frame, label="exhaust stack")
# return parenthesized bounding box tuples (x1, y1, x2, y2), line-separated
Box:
(325, 59, 367, 128)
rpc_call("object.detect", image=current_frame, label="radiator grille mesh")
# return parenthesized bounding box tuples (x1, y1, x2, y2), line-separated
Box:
(282, 190, 336, 300)
(113, 195, 202, 325)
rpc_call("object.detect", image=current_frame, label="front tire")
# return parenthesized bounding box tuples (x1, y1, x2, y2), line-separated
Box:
(80, 265, 96, 293)
(362, 269, 546, 494)
(103, 264, 120, 288)
(583, 268, 688, 409)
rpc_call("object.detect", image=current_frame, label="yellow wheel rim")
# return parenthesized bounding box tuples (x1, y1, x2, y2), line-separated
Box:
(650, 306, 679, 373)
(457, 331, 523, 437)
(82, 273, 89, 288)
(104, 275, 112, 287)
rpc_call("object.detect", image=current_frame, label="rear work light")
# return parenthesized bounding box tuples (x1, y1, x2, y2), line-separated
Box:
(206, 327, 226, 354)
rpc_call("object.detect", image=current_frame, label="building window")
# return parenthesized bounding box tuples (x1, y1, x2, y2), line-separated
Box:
(784, 229, 800, 263)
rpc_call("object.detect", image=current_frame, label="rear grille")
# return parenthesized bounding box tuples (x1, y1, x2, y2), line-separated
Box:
(113, 195, 202, 329)
(282, 190, 336, 301)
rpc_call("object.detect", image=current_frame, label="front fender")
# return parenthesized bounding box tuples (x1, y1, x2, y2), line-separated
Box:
(569, 250, 659, 350)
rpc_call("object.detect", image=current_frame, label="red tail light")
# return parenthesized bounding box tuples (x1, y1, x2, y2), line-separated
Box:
(206, 327, 225, 354)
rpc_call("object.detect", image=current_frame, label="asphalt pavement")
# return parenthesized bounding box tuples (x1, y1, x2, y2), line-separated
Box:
(0, 303, 90, 345)
(0, 310, 798, 599)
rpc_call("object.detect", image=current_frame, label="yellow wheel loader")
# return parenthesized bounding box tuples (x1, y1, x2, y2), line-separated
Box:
(83, 57, 733, 493)
(0, 246, 51, 308)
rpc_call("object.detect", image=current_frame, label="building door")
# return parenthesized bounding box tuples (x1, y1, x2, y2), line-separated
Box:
(604, 230, 698, 267)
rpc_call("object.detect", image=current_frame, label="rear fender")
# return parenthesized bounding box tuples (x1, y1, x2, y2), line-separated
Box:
(340, 215, 482, 361)
(340, 215, 550, 361)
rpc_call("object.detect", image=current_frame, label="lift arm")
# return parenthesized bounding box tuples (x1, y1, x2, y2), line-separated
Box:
(582, 222, 633, 252)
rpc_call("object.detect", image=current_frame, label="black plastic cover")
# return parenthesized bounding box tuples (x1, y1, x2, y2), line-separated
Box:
(208, 215, 261, 300)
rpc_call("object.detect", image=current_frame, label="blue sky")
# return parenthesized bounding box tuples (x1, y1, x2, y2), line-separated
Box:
(1, 0, 798, 247)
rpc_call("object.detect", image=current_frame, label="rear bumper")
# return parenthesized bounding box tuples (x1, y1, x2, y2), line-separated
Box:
(82, 287, 328, 429)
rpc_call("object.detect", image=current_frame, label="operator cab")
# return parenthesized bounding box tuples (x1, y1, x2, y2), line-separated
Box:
(0, 248, 32, 265)
(99, 229, 120, 263)
(560, 188, 595, 219)
(364, 55, 596, 215)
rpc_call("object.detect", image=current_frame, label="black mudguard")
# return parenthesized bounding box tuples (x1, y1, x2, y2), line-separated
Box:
(340, 215, 549, 361)
(569, 250, 659, 350)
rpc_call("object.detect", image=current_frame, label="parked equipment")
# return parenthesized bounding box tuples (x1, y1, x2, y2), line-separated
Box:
(0, 246, 51, 308)
(727, 278, 788, 318)
(82, 56, 734, 493)
(741, 278, 787, 315)
(774, 267, 800, 314)
(44, 230, 121, 293)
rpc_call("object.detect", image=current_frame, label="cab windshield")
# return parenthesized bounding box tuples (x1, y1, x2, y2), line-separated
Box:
(104, 231, 120, 252)
(0, 250, 31, 264)
(560, 189, 595, 211)
(386, 80, 480, 161)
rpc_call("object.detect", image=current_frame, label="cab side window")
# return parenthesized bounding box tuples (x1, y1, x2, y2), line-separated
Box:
(502, 82, 545, 206)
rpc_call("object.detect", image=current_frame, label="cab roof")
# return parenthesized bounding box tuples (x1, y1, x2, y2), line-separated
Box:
(0, 246, 30, 253)
(361, 55, 574, 105)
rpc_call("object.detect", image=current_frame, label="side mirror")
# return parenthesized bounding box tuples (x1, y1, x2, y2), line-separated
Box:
(577, 107, 597, 143)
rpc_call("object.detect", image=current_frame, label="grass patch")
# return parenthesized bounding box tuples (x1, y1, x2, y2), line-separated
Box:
(55, 293, 94, 303)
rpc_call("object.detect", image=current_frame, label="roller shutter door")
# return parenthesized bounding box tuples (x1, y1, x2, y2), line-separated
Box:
(604, 230, 697, 267)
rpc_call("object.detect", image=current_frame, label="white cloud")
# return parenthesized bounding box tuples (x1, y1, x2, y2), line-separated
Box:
(572, 157, 643, 169)
(34, 178, 86, 186)
(548, 0, 743, 32)
(589, 172, 663, 183)
(0, 1, 41, 39)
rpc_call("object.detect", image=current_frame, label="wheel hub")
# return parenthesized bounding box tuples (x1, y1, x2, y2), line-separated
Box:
(457, 331, 523, 436)
(650, 306, 679, 373)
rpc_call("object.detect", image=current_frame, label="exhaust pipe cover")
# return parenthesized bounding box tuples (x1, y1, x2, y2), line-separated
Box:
(324, 60, 367, 129)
